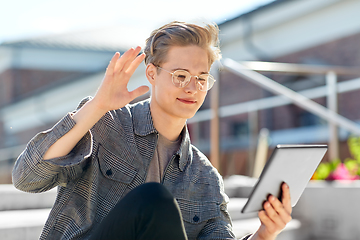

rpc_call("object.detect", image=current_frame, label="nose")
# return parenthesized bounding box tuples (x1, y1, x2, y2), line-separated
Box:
(184, 76, 198, 93)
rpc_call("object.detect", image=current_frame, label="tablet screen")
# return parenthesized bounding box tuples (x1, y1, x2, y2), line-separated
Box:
(241, 144, 327, 213)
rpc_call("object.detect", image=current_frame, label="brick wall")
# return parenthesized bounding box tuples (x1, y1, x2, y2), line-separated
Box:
(0, 68, 87, 107)
(270, 32, 360, 126)
(0, 69, 14, 107)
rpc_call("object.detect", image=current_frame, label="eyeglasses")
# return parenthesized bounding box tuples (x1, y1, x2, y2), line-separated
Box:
(157, 67, 216, 92)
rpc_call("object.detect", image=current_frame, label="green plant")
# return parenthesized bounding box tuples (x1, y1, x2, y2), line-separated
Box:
(312, 136, 360, 180)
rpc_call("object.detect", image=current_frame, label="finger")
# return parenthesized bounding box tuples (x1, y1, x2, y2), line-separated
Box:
(125, 53, 146, 76)
(113, 48, 136, 73)
(268, 195, 284, 213)
(268, 195, 292, 224)
(106, 52, 120, 76)
(120, 46, 142, 73)
(281, 183, 292, 214)
(264, 200, 287, 229)
(258, 210, 276, 234)
(128, 85, 150, 101)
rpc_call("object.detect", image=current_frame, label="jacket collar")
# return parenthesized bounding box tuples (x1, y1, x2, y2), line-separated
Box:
(132, 99, 157, 136)
(132, 98, 191, 171)
(176, 126, 192, 172)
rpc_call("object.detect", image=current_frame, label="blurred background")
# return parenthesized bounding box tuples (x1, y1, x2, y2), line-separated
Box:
(2, 0, 360, 239)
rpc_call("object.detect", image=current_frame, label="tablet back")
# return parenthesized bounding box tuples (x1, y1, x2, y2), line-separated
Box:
(241, 144, 327, 213)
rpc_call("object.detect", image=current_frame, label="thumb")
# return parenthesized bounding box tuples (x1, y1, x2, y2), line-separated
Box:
(128, 85, 150, 101)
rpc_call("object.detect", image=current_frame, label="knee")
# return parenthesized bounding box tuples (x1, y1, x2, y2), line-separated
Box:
(136, 182, 174, 204)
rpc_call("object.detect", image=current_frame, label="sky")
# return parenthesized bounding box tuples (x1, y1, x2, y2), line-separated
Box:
(0, 0, 275, 44)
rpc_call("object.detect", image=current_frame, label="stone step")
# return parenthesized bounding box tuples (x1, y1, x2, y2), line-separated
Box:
(0, 185, 55, 240)
(0, 183, 302, 240)
(0, 208, 51, 240)
(227, 197, 258, 220)
(0, 184, 56, 211)
(1, 208, 302, 240)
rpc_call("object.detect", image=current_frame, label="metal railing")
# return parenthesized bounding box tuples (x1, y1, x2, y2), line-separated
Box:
(191, 59, 360, 170)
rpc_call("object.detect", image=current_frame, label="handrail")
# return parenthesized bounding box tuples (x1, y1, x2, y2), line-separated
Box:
(240, 61, 360, 76)
(188, 76, 360, 123)
(221, 58, 360, 135)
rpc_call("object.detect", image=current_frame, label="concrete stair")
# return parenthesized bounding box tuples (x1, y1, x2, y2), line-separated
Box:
(0, 176, 303, 240)
(0, 209, 51, 240)
(0, 185, 56, 240)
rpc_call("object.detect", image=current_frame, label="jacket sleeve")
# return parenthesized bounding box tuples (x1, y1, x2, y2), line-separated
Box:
(196, 175, 254, 240)
(12, 99, 93, 193)
(195, 175, 236, 240)
(197, 197, 253, 240)
(197, 204, 236, 239)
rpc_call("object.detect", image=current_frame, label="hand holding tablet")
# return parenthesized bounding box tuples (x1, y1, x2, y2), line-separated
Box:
(242, 144, 327, 213)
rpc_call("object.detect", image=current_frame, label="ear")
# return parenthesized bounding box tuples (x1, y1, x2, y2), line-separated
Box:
(146, 63, 157, 86)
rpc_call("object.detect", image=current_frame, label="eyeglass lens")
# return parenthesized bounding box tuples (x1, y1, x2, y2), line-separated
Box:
(172, 70, 213, 91)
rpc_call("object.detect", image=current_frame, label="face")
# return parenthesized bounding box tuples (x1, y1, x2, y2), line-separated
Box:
(147, 45, 210, 121)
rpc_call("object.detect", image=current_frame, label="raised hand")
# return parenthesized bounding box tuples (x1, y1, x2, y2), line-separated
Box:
(251, 183, 292, 240)
(43, 47, 149, 160)
(92, 46, 149, 113)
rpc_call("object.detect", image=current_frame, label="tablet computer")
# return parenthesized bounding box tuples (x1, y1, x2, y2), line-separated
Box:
(241, 144, 327, 213)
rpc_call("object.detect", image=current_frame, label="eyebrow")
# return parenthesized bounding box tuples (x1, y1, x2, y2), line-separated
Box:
(171, 68, 209, 75)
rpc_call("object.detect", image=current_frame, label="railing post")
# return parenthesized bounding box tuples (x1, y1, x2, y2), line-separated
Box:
(327, 71, 339, 161)
(248, 109, 258, 176)
(210, 62, 220, 172)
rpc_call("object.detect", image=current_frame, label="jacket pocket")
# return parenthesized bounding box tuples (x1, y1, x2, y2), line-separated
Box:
(176, 198, 221, 224)
(97, 144, 138, 184)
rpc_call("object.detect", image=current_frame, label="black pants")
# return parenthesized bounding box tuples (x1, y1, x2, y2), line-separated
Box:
(90, 182, 188, 240)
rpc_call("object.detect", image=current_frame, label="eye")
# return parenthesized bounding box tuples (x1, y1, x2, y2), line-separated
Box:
(177, 74, 187, 80)
(198, 75, 209, 82)
(174, 71, 189, 82)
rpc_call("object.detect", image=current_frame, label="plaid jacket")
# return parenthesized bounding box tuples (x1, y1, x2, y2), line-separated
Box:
(13, 97, 244, 240)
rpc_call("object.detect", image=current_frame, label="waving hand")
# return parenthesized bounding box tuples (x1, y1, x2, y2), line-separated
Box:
(93, 46, 149, 112)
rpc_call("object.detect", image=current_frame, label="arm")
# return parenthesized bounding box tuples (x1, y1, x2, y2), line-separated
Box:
(44, 47, 149, 160)
(12, 47, 149, 192)
(248, 183, 293, 240)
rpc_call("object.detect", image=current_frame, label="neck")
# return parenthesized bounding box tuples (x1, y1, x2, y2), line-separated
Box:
(150, 102, 186, 141)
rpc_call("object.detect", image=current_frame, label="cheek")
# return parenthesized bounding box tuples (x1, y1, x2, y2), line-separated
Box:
(198, 92, 207, 104)
(154, 82, 176, 101)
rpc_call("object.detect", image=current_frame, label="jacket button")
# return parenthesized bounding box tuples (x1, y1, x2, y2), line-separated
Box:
(106, 169, 113, 176)
(193, 215, 199, 222)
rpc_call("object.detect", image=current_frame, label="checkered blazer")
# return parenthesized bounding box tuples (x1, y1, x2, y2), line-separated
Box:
(13, 97, 250, 240)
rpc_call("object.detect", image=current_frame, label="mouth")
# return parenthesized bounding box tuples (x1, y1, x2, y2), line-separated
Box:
(177, 98, 197, 104)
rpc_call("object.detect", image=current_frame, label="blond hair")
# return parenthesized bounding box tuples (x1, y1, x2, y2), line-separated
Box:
(144, 21, 221, 68)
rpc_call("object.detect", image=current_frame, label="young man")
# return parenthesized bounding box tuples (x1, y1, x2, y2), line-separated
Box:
(12, 21, 292, 240)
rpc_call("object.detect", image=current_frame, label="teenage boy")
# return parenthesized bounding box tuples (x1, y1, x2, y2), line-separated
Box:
(13, 21, 292, 240)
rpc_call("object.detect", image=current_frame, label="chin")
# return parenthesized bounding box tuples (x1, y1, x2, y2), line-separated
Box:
(179, 111, 197, 120)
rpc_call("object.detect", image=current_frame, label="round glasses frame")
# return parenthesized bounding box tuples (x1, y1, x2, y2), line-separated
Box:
(157, 66, 216, 92)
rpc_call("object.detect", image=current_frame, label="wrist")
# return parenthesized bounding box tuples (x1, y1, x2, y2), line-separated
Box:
(249, 232, 276, 240)
(89, 97, 110, 115)
(73, 99, 107, 125)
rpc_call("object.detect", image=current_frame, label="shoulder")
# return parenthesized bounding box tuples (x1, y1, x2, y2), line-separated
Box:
(190, 144, 217, 172)
(175, 144, 228, 204)
(188, 144, 224, 186)
(128, 98, 151, 112)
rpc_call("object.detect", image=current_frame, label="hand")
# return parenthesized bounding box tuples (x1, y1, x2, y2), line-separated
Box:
(251, 183, 292, 240)
(92, 46, 149, 113)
